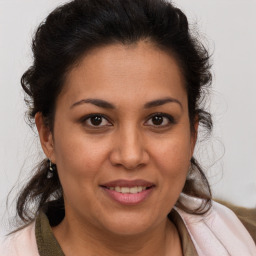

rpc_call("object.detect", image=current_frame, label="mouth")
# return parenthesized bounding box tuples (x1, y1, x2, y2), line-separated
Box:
(100, 180, 155, 205)
(100, 185, 153, 194)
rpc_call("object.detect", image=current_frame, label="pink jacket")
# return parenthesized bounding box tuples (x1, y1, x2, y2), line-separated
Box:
(1, 201, 256, 255)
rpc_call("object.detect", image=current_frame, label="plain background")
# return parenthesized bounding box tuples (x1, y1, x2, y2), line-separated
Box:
(0, 0, 255, 237)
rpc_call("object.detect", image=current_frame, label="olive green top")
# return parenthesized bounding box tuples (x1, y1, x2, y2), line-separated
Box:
(35, 212, 65, 256)
(35, 210, 198, 256)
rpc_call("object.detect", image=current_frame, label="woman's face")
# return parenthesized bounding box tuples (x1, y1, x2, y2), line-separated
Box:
(39, 41, 197, 236)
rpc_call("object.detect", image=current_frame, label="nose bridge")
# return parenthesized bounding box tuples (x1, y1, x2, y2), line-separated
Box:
(122, 123, 140, 153)
(110, 122, 148, 169)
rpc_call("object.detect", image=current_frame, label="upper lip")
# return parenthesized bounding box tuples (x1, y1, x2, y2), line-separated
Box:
(100, 179, 155, 188)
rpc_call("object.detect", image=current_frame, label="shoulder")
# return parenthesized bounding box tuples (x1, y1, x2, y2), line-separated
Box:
(175, 199, 256, 256)
(215, 199, 256, 243)
(0, 221, 39, 256)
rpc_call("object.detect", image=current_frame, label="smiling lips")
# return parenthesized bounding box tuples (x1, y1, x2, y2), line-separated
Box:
(100, 179, 155, 205)
(109, 186, 147, 193)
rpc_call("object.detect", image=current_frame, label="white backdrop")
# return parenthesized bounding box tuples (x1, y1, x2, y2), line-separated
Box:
(0, 0, 256, 237)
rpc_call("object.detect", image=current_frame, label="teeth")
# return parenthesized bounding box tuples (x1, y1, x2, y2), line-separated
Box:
(137, 186, 143, 193)
(108, 186, 147, 194)
(129, 187, 138, 194)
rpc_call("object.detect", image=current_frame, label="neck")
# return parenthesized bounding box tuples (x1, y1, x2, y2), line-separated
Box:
(52, 213, 181, 256)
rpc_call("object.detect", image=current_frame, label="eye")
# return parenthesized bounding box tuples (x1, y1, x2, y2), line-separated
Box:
(145, 113, 175, 127)
(82, 114, 112, 128)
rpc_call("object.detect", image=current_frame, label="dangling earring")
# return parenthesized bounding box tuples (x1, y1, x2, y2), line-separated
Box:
(47, 159, 56, 179)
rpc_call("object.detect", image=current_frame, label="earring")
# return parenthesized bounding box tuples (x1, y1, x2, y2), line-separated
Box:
(47, 159, 56, 179)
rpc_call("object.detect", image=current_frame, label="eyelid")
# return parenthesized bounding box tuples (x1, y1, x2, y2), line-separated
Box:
(144, 112, 176, 126)
(81, 113, 113, 127)
(80, 112, 176, 129)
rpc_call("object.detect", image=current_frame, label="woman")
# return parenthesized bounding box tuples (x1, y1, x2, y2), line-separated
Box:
(1, 0, 255, 255)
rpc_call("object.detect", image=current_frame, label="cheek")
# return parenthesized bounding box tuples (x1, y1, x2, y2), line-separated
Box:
(151, 129, 192, 192)
(159, 145, 190, 185)
(52, 132, 108, 208)
(53, 127, 112, 180)
(154, 131, 192, 170)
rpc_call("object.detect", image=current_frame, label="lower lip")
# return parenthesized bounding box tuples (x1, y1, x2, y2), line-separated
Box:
(101, 187, 154, 205)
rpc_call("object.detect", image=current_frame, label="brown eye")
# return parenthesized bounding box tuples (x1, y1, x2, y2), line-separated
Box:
(152, 115, 164, 125)
(82, 114, 111, 128)
(145, 113, 175, 127)
(90, 116, 103, 126)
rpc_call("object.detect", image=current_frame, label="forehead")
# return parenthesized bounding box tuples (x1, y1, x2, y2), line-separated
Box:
(60, 41, 187, 108)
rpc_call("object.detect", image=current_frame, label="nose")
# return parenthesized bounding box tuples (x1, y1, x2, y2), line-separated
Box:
(109, 126, 149, 170)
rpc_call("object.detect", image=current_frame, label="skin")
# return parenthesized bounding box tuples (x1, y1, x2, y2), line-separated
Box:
(36, 40, 197, 256)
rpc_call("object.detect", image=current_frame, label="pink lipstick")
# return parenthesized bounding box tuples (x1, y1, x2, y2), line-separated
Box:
(100, 179, 155, 205)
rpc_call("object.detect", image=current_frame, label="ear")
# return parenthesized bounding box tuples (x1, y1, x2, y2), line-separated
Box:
(190, 118, 199, 157)
(35, 112, 56, 163)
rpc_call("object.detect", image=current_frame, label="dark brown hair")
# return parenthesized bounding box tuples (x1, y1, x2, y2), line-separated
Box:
(18, 0, 212, 223)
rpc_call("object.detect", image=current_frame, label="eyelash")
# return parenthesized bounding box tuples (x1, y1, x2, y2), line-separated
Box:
(145, 112, 176, 127)
(81, 113, 112, 128)
(80, 112, 176, 129)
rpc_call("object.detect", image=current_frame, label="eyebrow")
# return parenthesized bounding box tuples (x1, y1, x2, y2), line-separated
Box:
(144, 97, 182, 109)
(70, 97, 182, 110)
(70, 98, 115, 109)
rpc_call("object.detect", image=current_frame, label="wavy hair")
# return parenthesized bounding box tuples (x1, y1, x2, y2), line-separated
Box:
(18, 0, 212, 223)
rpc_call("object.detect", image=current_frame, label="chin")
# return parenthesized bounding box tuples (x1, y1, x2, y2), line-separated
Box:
(98, 212, 160, 236)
